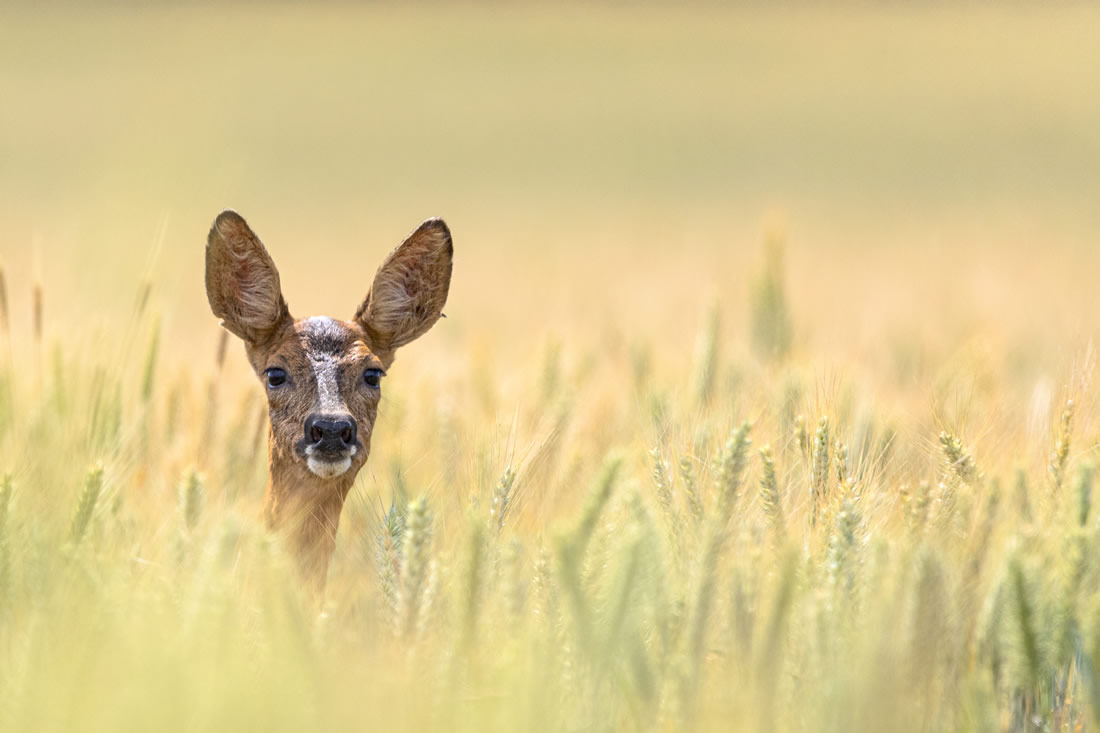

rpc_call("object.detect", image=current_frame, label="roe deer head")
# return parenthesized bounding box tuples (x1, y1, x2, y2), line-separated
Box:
(204, 210, 453, 591)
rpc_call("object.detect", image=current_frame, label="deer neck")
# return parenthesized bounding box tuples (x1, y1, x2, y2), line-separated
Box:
(262, 438, 358, 590)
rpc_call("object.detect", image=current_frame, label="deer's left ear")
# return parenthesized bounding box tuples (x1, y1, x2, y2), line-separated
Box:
(205, 210, 292, 346)
(355, 218, 453, 354)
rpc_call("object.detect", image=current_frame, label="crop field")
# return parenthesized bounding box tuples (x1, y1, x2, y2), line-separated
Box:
(3, 3, 1100, 732)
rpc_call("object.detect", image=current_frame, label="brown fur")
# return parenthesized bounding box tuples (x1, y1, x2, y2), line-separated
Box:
(205, 210, 453, 592)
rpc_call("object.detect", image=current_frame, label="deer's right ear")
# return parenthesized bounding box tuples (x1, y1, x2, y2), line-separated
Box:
(205, 210, 291, 345)
(354, 218, 453, 356)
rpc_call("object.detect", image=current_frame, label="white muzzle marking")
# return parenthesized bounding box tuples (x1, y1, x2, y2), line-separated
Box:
(307, 455, 353, 479)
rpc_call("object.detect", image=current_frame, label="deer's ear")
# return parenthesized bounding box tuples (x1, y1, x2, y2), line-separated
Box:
(355, 218, 453, 354)
(205, 210, 291, 345)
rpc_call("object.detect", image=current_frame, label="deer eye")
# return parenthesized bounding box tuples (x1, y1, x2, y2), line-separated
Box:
(265, 368, 287, 388)
(363, 368, 383, 389)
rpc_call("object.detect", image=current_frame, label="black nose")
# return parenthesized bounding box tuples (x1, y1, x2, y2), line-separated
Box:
(305, 414, 357, 449)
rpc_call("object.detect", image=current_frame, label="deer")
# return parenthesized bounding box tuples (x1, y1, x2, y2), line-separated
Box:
(204, 210, 453, 593)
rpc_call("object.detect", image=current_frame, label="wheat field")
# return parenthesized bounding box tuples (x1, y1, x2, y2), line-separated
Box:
(3, 3, 1100, 732)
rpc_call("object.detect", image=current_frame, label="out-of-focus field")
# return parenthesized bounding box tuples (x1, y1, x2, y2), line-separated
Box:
(2, 3, 1100, 731)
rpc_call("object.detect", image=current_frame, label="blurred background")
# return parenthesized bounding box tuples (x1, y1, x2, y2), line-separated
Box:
(5, 7, 1100, 730)
(2, 2, 1100, 381)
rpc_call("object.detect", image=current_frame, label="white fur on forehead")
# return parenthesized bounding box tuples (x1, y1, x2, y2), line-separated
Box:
(357, 218, 453, 352)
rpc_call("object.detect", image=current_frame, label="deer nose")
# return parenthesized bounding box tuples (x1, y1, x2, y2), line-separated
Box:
(305, 414, 357, 449)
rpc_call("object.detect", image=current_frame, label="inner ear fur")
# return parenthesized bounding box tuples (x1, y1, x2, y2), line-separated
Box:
(355, 218, 453, 354)
(205, 210, 292, 345)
